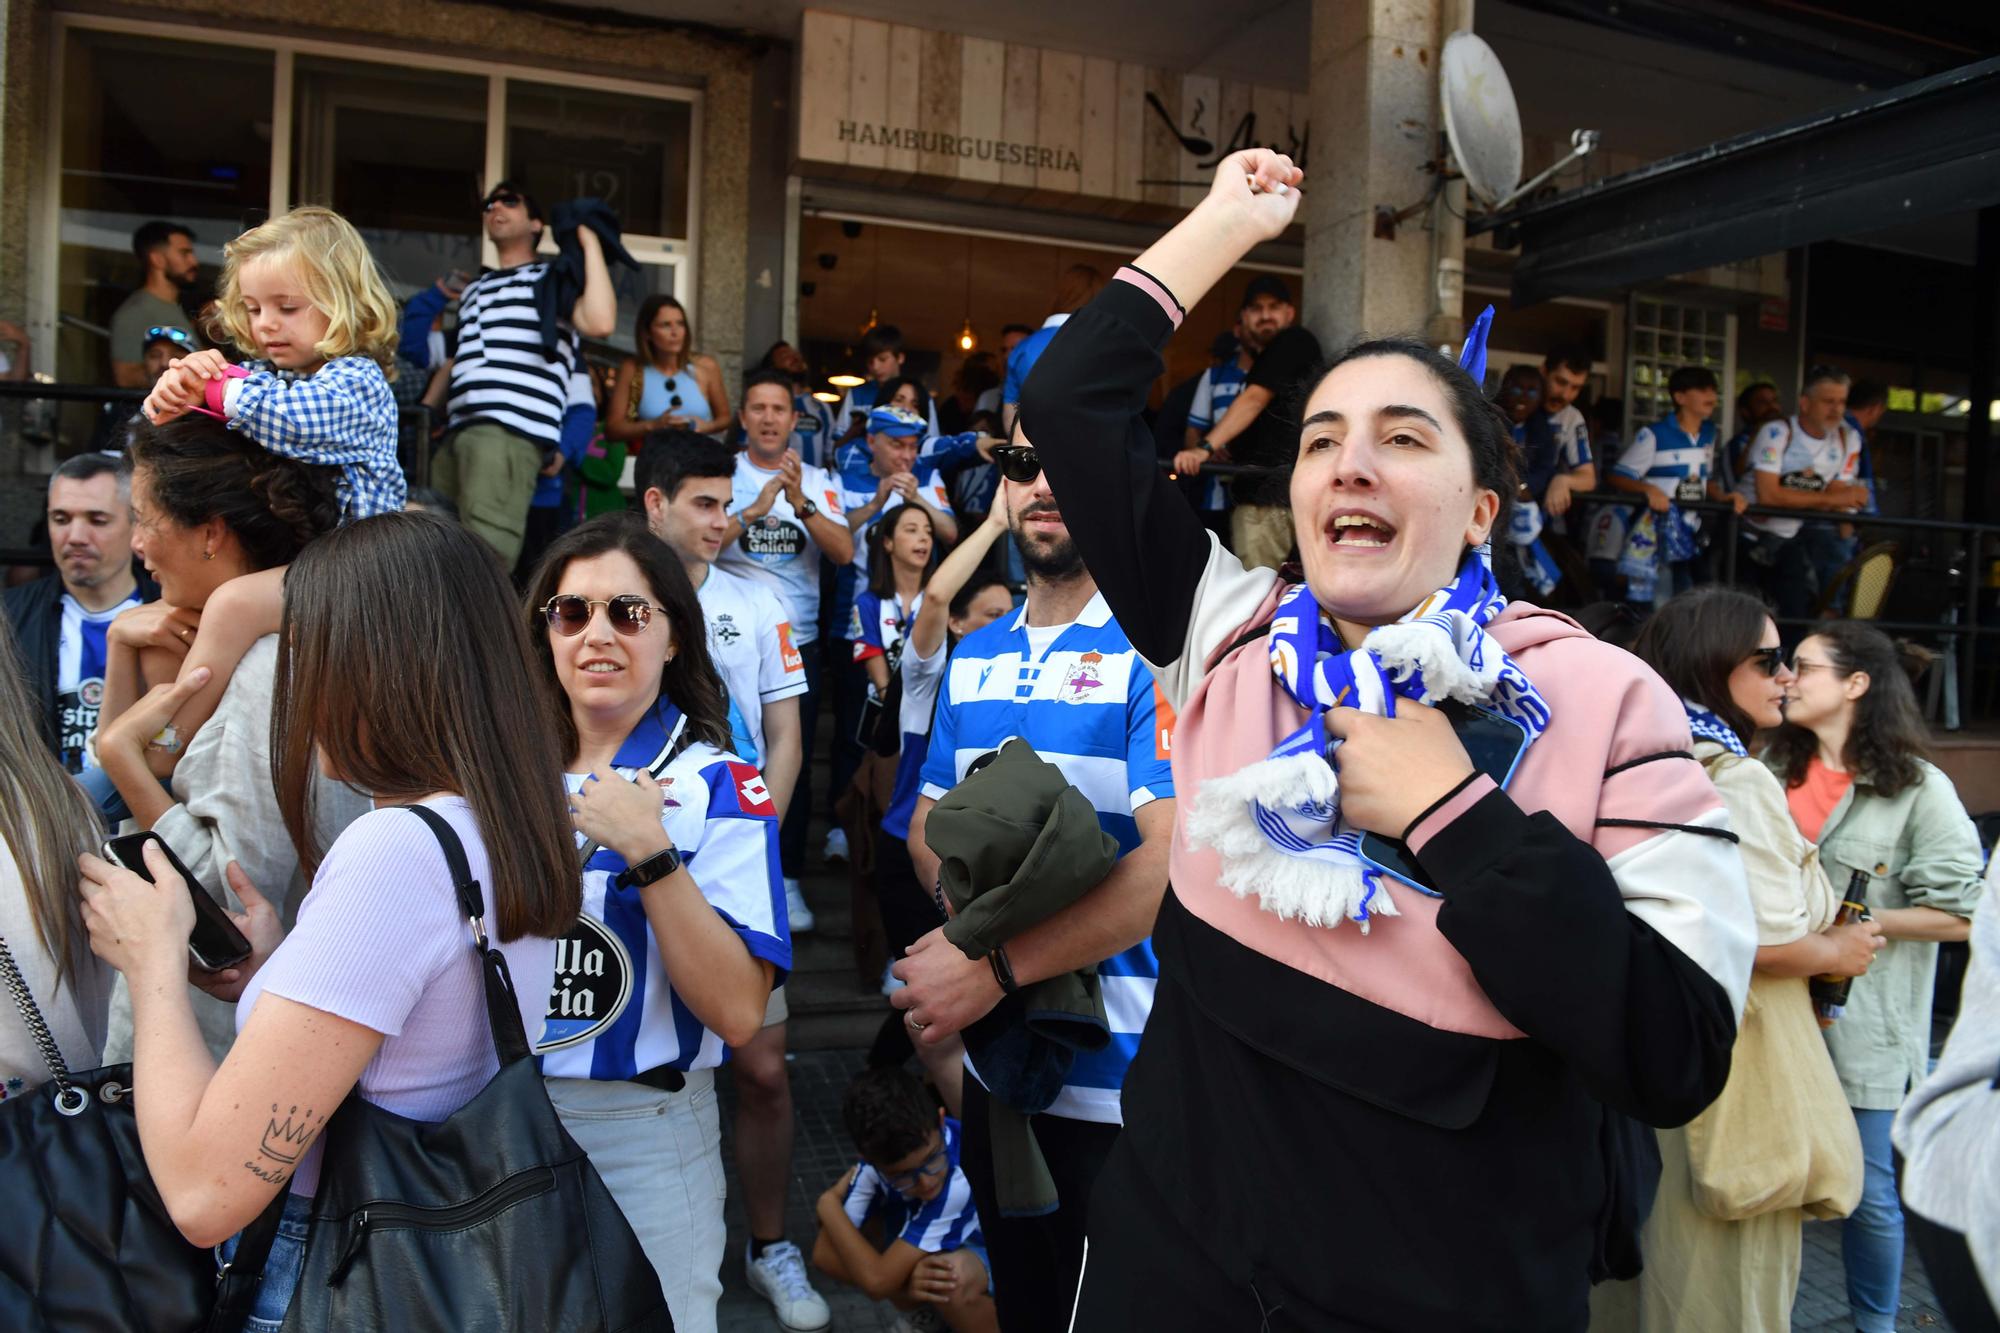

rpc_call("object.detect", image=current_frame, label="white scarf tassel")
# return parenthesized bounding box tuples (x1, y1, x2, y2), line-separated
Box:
(1366, 616, 1503, 706)
(1188, 755, 1400, 932)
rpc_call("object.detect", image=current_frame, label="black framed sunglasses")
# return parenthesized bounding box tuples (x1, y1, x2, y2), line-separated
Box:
(1745, 646, 1784, 677)
(542, 594, 665, 637)
(991, 445, 1041, 485)
(482, 191, 524, 212)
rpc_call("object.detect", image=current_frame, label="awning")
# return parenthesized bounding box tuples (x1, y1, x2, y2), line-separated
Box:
(1473, 56, 2000, 305)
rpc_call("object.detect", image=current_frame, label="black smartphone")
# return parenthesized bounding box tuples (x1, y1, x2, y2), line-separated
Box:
(1357, 701, 1531, 898)
(103, 832, 253, 971)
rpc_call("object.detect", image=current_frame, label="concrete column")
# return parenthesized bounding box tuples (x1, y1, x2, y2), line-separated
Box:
(1303, 0, 1473, 352)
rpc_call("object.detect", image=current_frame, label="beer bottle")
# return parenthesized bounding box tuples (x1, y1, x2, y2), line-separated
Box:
(1812, 869, 1874, 1027)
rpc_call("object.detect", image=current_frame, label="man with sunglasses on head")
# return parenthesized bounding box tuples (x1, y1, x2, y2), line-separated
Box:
(890, 426, 1175, 1332)
(429, 182, 617, 565)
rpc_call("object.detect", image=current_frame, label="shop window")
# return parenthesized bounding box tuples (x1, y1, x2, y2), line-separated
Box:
(506, 83, 692, 242)
(56, 28, 273, 381)
(1628, 297, 1732, 435)
(292, 58, 486, 296)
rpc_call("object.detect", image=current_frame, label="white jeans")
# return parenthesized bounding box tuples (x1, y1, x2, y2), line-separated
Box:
(546, 1070, 726, 1333)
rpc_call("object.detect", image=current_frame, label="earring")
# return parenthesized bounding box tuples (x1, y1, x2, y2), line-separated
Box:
(202, 548, 213, 561)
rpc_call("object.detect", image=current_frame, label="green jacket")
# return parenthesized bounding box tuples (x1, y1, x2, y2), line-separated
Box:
(1774, 756, 1986, 1110)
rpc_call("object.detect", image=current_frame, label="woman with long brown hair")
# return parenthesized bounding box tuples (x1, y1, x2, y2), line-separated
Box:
(0, 613, 112, 1099)
(524, 512, 789, 1333)
(1768, 620, 1985, 1333)
(607, 295, 731, 442)
(73, 510, 578, 1329)
(1614, 588, 1875, 1330)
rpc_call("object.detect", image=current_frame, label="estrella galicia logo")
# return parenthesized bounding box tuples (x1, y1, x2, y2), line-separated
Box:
(533, 913, 635, 1052)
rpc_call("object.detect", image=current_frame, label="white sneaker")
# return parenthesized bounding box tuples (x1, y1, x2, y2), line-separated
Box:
(823, 826, 850, 866)
(745, 1239, 831, 1332)
(784, 877, 816, 934)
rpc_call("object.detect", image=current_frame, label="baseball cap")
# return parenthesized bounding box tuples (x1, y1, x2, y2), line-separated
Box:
(866, 406, 926, 439)
(1241, 275, 1293, 309)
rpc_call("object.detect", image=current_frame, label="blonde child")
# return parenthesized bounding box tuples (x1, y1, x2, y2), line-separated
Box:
(110, 207, 403, 772)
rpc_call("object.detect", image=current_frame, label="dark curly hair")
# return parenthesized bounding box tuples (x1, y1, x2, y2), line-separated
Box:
(841, 1066, 938, 1166)
(126, 413, 341, 569)
(1274, 336, 1520, 544)
(521, 512, 734, 761)
(1767, 621, 1930, 798)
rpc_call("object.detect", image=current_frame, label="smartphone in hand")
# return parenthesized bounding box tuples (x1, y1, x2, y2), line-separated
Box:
(102, 832, 253, 971)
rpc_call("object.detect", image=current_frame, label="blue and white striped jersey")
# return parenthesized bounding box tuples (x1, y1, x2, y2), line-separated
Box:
(1615, 415, 1719, 528)
(1185, 360, 1247, 511)
(537, 702, 790, 1078)
(841, 1117, 983, 1255)
(918, 593, 1174, 1123)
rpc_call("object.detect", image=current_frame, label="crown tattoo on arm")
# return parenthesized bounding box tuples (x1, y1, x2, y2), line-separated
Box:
(248, 1103, 327, 1181)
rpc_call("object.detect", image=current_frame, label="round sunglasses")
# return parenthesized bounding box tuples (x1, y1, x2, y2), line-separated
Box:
(542, 594, 666, 637)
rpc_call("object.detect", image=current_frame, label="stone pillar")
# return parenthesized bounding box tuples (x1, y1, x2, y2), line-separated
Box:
(1304, 0, 1473, 352)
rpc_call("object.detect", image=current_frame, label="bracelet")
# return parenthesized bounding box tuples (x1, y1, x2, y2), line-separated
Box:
(988, 943, 1018, 995)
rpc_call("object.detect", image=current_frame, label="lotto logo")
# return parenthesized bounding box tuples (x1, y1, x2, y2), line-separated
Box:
(727, 763, 776, 816)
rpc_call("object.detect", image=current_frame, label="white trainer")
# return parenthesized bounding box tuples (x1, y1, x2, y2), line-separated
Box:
(823, 826, 850, 866)
(745, 1239, 831, 1332)
(784, 877, 816, 934)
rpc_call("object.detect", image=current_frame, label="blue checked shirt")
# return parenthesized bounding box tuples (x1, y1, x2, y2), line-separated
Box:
(224, 355, 406, 519)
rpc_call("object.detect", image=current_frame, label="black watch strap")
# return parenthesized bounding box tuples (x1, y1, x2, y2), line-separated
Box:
(614, 846, 681, 890)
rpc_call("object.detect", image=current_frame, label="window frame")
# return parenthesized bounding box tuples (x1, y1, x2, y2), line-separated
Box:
(34, 13, 704, 360)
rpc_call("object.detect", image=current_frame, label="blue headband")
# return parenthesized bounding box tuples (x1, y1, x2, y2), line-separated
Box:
(1459, 305, 1494, 384)
(867, 406, 926, 439)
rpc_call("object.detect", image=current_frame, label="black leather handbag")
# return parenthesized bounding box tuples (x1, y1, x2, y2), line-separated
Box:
(229, 805, 672, 1332)
(0, 934, 217, 1333)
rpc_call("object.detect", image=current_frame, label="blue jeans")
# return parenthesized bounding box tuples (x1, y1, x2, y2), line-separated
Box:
(218, 1190, 313, 1332)
(1843, 1107, 1903, 1333)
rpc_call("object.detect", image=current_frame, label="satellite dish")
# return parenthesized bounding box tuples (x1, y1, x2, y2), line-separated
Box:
(1440, 33, 1523, 209)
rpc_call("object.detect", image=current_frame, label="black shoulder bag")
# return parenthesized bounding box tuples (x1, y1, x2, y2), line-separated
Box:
(0, 934, 217, 1332)
(224, 805, 673, 1332)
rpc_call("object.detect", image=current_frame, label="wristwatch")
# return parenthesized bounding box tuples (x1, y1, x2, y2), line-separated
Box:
(1196, 438, 1215, 454)
(613, 846, 681, 891)
(796, 497, 820, 519)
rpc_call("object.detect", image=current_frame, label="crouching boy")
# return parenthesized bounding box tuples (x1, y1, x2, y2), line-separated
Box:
(814, 1067, 996, 1332)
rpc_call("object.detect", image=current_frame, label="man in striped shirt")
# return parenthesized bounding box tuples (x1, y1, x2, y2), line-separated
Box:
(892, 432, 1174, 1332)
(432, 182, 616, 563)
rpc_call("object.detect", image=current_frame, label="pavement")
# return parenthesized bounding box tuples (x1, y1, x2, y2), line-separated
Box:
(711, 775, 1951, 1331)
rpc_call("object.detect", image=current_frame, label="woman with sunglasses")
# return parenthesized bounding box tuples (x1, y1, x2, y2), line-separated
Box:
(1614, 589, 1874, 1331)
(1019, 149, 1757, 1330)
(524, 512, 789, 1333)
(608, 295, 731, 444)
(1766, 621, 1984, 1333)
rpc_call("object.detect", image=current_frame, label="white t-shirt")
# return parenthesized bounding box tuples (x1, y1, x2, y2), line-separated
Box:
(695, 563, 807, 763)
(1744, 415, 1862, 539)
(57, 590, 140, 774)
(715, 453, 847, 645)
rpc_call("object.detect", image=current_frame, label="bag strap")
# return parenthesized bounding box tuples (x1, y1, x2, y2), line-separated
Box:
(0, 932, 81, 1109)
(402, 804, 532, 1066)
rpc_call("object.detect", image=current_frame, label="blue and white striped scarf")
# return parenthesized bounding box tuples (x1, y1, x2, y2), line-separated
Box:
(1683, 699, 1748, 758)
(1187, 547, 1551, 931)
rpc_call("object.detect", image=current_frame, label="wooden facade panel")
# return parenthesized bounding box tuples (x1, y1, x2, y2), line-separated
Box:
(884, 24, 922, 172)
(845, 18, 890, 169)
(797, 11, 852, 166)
(1000, 42, 1040, 189)
(959, 36, 1005, 183)
(1036, 49, 1084, 193)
